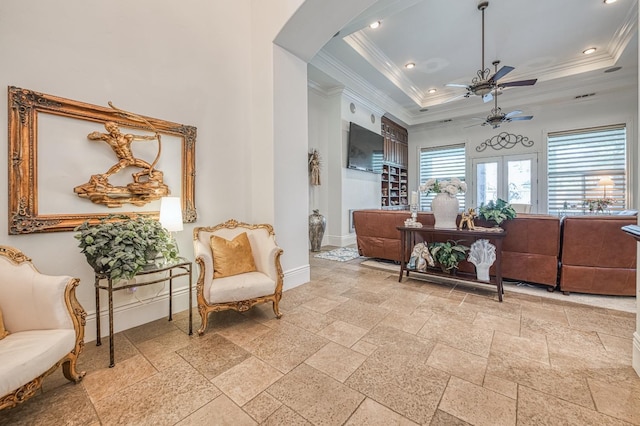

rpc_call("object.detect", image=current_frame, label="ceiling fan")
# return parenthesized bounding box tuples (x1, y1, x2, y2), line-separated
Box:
(471, 65, 534, 128)
(445, 1, 537, 103)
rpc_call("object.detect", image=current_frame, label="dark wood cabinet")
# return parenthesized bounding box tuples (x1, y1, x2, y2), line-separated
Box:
(381, 117, 408, 209)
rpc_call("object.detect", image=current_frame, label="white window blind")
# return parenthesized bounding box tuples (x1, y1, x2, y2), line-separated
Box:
(547, 124, 627, 215)
(419, 144, 466, 211)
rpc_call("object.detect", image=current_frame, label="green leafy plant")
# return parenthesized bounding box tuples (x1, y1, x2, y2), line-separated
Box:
(428, 240, 469, 271)
(477, 198, 517, 225)
(74, 214, 179, 282)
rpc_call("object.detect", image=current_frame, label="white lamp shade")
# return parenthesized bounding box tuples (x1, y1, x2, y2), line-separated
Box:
(159, 197, 183, 232)
(598, 176, 614, 187)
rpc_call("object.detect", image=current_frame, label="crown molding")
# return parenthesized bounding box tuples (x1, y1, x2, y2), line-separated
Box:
(342, 87, 386, 116)
(311, 50, 414, 124)
(343, 31, 425, 105)
(608, 0, 638, 62)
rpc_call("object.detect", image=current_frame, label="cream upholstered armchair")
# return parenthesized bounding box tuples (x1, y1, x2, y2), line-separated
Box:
(0, 246, 86, 410)
(193, 220, 284, 335)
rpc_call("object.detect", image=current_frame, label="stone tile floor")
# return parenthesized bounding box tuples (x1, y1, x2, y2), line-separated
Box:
(1, 252, 639, 425)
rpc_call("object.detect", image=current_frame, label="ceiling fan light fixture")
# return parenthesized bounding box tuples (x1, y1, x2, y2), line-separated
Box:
(405, 62, 415, 69)
(583, 47, 597, 55)
(369, 21, 381, 29)
(428, 88, 437, 94)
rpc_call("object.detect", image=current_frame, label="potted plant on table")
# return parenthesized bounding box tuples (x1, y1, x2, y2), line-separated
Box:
(74, 214, 179, 282)
(428, 240, 469, 273)
(477, 198, 517, 226)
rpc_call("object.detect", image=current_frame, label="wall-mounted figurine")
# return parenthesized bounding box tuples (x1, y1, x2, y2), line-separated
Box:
(309, 149, 321, 186)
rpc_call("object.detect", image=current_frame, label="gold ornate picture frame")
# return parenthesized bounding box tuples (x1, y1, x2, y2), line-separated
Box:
(8, 86, 197, 234)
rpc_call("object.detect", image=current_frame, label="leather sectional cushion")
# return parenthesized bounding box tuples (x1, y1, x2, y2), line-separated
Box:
(559, 265, 636, 296)
(559, 215, 637, 295)
(560, 216, 636, 267)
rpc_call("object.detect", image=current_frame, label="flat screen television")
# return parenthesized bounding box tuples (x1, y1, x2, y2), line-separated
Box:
(347, 122, 384, 173)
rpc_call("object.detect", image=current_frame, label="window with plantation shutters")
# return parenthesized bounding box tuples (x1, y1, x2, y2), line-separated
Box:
(547, 125, 627, 215)
(419, 144, 466, 211)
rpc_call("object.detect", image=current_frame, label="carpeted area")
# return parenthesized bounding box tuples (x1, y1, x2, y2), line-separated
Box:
(360, 258, 637, 313)
(313, 247, 361, 262)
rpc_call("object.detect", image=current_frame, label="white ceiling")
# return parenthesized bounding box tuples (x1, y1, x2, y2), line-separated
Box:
(308, 0, 638, 127)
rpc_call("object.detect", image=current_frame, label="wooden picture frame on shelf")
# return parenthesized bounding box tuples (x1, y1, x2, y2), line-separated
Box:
(7, 86, 197, 234)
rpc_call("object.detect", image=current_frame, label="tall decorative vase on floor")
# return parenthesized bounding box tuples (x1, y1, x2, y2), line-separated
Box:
(431, 193, 459, 229)
(309, 209, 326, 252)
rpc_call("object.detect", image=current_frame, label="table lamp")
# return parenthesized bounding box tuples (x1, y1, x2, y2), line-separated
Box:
(160, 196, 183, 256)
(598, 176, 614, 198)
(159, 197, 183, 232)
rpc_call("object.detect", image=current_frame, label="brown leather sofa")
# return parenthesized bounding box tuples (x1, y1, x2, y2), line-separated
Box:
(352, 209, 434, 263)
(353, 210, 561, 289)
(353, 209, 637, 295)
(559, 215, 636, 296)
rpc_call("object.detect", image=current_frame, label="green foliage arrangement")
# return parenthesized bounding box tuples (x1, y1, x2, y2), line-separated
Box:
(428, 240, 469, 271)
(75, 214, 179, 282)
(477, 198, 517, 225)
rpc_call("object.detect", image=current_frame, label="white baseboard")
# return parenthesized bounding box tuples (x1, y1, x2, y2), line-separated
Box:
(633, 331, 640, 377)
(283, 264, 310, 291)
(85, 286, 193, 343)
(325, 233, 356, 247)
(83, 265, 311, 343)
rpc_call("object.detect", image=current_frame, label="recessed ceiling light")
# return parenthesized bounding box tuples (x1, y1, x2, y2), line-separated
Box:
(369, 21, 381, 29)
(405, 62, 415, 69)
(428, 89, 437, 94)
(604, 0, 617, 4)
(583, 47, 597, 55)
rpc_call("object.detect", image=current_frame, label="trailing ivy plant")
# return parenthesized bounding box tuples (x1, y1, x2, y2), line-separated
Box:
(477, 198, 517, 225)
(75, 214, 178, 282)
(428, 240, 469, 271)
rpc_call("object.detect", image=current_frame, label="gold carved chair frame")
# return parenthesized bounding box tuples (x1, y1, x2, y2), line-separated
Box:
(193, 220, 284, 336)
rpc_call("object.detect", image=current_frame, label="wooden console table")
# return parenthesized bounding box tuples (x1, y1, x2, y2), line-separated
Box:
(397, 226, 506, 301)
(94, 258, 193, 367)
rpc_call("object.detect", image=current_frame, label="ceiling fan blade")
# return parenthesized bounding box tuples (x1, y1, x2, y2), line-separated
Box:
(490, 65, 514, 82)
(483, 92, 493, 103)
(505, 110, 522, 118)
(464, 121, 484, 128)
(509, 116, 533, 121)
(445, 83, 471, 88)
(440, 93, 468, 104)
(499, 79, 538, 88)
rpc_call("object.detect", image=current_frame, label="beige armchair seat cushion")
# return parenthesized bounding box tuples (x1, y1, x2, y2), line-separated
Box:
(0, 329, 76, 397)
(207, 272, 276, 304)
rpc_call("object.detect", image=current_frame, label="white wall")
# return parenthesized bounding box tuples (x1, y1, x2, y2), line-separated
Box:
(409, 88, 638, 212)
(0, 0, 310, 341)
(307, 88, 332, 244)
(307, 87, 383, 247)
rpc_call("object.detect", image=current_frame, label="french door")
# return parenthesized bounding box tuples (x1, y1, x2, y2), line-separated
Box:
(472, 154, 537, 210)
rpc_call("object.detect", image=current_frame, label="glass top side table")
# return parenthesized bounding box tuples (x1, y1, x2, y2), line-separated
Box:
(94, 257, 193, 367)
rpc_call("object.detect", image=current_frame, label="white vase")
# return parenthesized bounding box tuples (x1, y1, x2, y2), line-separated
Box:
(431, 193, 460, 229)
